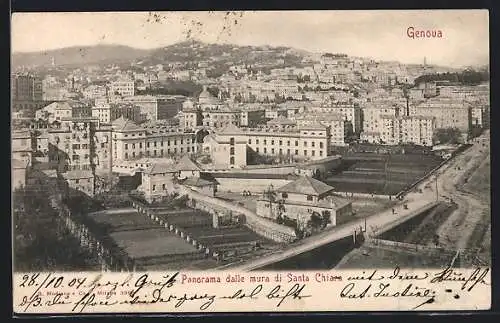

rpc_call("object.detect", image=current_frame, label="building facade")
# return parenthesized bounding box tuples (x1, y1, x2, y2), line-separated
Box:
(111, 117, 197, 162)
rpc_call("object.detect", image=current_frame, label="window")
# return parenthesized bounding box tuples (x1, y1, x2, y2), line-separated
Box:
(162, 184, 166, 190)
(312, 142, 315, 147)
(230, 156, 235, 165)
(174, 140, 177, 145)
(264, 147, 267, 154)
(125, 144, 128, 150)
(248, 139, 252, 144)
(101, 143, 105, 148)
(304, 141, 308, 147)
(133, 152, 136, 158)
(279, 149, 283, 155)
(230, 138, 235, 145)
(147, 143, 150, 148)
(154, 142, 157, 147)
(139, 143, 143, 148)
(312, 150, 315, 156)
(271, 140, 275, 145)
(307, 195, 313, 201)
(125, 152, 129, 159)
(295, 141, 298, 146)
(256, 147, 259, 153)
(187, 147, 190, 152)
(181, 139, 184, 144)
(287, 141, 290, 146)
(153, 185, 156, 191)
(271, 148, 275, 154)
(282, 193, 288, 198)
(168, 140, 171, 146)
(180, 148, 183, 153)
(304, 150, 307, 156)
(132, 143, 135, 149)
(320, 150, 323, 157)
(161, 141, 164, 147)
(287, 149, 290, 155)
(295, 150, 298, 155)
(264, 139, 267, 145)
(279, 140, 282, 146)
(230, 147, 235, 155)
(320, 142, 324, 149)
(256, 139, 259, 144)
(154, 150, 157, 156)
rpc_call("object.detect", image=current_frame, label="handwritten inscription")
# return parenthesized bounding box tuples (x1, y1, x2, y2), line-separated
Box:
(14, 267, 490, 313)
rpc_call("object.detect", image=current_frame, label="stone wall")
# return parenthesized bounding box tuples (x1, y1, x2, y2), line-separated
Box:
(177, 185, 296, 243)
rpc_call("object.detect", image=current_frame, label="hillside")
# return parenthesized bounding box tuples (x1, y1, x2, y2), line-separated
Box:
(12, 45, 151, 68)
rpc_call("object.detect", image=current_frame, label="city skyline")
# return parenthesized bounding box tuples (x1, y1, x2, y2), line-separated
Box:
(12, 10, 489, 68)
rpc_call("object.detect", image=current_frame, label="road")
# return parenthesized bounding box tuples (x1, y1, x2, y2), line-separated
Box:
(229, 132, 490, 271)
(432, 131, 490, 252)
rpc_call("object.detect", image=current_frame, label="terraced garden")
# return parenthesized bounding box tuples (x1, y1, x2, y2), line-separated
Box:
(323, 153, 443, 195)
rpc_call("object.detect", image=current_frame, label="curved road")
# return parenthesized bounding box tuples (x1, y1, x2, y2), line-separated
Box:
(228, 132, 490, 271)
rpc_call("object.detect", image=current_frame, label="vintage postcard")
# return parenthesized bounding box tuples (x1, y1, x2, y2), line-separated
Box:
(11, 10, 490, 314)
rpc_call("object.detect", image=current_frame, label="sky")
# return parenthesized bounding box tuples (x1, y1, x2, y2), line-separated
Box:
(11, 10, 489, 67)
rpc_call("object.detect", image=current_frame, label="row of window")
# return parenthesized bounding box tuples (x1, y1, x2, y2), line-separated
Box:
(122, 146, 195, 159)
(123, 138, 192, 150)
(247, 138, 325, 148)
(255, 147, 324, 157)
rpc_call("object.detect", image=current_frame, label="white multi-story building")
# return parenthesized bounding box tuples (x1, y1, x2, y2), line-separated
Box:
(311, 103, 362, 134)
(361, 104, 401, 134)
(206, 123, 331, 169)
(109, 79, 135, 97)
(111, 117, 197, 162)
(361, 115, 435, 146)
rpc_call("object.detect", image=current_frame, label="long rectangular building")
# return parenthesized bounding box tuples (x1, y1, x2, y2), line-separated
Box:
(206, 123, 331, 169)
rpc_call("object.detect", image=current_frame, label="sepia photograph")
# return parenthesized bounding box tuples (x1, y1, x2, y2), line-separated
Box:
(11, 9, 490, 302)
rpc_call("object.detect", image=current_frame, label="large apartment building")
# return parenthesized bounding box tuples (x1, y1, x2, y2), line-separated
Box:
(11, 73, 43, 101)
(311, 103, 362, 134)
(120, 95, 186, 121)
(206, 123, 331, 169)
(111, 117, 197, 162)
(91, 102, 146, 124)
(294, 113, 348, 146)
(410, 100, 472, 134)
(361, 104, 401, 134)
(109, 79, 135, 97)
(366, 115, 435, 146)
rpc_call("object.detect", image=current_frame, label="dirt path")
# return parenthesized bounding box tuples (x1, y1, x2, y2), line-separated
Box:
(435, 139, 490, 253)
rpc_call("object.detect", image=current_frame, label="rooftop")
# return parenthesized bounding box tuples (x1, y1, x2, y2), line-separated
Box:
(112, 117, 142, 132)
(62, 170, 94, 180)
(144, 163, 176, 175)
(182, 177, 214, 187)
(176, 155, 201, 171)
(276, 176, 335, 196)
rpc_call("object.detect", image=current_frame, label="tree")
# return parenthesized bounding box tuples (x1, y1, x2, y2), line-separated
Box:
(434, 128, 462, 144)
(263, 186, 277, 219)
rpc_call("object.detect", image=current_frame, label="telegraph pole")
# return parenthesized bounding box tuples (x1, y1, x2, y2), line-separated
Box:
(435, 175, 439, 201)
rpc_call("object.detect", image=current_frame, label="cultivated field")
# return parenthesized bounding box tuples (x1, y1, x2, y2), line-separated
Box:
(87, 208, 204, 269)
(324, 153, 443, 195)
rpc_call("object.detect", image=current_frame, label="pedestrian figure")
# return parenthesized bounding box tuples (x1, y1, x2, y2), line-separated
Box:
(392, 208, 395, 214)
